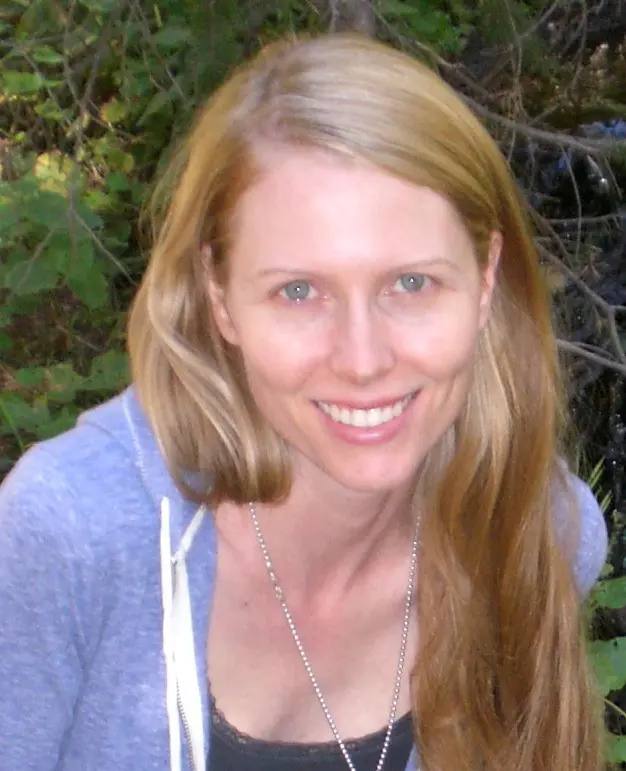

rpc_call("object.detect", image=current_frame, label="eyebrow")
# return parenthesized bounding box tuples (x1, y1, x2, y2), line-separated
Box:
(253, 258, 463, 279)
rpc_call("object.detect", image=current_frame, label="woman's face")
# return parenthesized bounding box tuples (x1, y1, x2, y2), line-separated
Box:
(209, 147, 500, 495)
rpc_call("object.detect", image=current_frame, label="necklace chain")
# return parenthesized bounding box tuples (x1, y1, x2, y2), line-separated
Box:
(248, 502, 420, 771)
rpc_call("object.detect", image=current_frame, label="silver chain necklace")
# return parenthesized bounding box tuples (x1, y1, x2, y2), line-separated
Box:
(248, 502, 420, 771)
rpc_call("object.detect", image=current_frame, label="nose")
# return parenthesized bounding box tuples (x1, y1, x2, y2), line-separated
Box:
(328, 300, 395, 385)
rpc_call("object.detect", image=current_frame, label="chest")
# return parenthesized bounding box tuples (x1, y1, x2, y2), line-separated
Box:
(206, 546, 418, 744)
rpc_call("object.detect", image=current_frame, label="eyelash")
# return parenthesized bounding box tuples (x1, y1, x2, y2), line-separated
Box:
(276, 273, 436, 304)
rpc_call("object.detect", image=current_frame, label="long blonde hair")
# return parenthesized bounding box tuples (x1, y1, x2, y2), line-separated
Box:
(128, 33, 604, 771)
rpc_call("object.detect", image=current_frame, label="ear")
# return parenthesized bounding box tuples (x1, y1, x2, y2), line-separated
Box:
(203, 245, 239, 346)
(478, 230, 502, 329)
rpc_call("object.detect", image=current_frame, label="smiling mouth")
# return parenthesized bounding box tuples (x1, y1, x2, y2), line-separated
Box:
(315, 392, 418, 428)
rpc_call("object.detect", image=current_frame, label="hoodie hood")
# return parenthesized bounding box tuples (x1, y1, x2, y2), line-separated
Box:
(79, 387, 210, 771)
(79, 387, 199, 537)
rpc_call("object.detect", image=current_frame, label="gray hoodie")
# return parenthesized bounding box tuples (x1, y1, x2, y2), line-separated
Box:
(0, 388, 608, 771)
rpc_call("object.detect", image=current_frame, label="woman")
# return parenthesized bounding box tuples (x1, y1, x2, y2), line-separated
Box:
(0, 33, 608, 771)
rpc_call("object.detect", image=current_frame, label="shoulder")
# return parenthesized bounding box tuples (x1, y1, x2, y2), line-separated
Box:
(2, 391, 142, 526)
(0, 390, 168, 587)
(0, 392, 188, 768)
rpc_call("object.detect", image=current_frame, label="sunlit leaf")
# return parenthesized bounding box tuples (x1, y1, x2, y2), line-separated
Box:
(607, 733, 626, 763)
(2, 71, 45, 95)
(101, 100, 128, 124)
(588, 638, 626, 696)
(592, 577, 626, 610)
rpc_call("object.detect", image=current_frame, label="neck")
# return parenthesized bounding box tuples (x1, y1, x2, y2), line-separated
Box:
(245, 463, 418, 607)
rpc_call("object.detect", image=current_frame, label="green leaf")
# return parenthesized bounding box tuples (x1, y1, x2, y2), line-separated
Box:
(2, 71, 45, 95)
(23, 189, 68, 227)
(0, 201, 21, 232)
(588, 638, 626, 695)
(83, 189, 115, 212)
(34, 406, 77, 439)
(79, 0, 119, 11)
(138, 90, 175, 124)
(7, 174, 39, 197)
(607, 734, 626, 764)
(31, 45, 64, 64)
(106, 171, 131, 193)
(40, 231, 72, 274)
(73, 199, 103, 230)
(152, 25, 193, 48)
(14, 367, 47, 388)
(0, 332, 13, 353)
(105, 147, 135, 173)
(34, 153, 79, 192)
(592, 577, 626, 610)
(4, 256, 59, 295)
(0, 393, 50, 437)
(83, 350, 130, 392)
(382, 0, 422, 17)
(35, 99, 72, 123)
(381, 0, 454, 44)
(101, 100, 128, 124)
(46, 363, 85, 403)
(65, 241, 109, 309)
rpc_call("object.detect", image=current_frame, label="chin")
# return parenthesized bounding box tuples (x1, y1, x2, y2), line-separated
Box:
(322, 458, 421, 496)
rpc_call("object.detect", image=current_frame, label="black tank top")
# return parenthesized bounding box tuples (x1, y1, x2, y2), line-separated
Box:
(207, 694, 414, 771)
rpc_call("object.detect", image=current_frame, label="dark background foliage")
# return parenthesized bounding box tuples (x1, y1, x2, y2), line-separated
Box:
(1, 0, 626, 763)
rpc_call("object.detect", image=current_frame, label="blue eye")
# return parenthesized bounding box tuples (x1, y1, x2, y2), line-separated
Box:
(280, 280, 315, 302)
(394, 274, 429, 293)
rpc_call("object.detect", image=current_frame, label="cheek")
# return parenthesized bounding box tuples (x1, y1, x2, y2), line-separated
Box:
(226, 301, 323, 376)
(237, 340, 325, 440)
(398, 303, 481, 378)
(235, 328, 328, 395)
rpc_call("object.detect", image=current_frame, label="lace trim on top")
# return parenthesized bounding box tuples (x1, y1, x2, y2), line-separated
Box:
(209, 692, 414, 760)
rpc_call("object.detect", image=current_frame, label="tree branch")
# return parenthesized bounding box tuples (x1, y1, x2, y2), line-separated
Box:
(329, 0, 376, 36)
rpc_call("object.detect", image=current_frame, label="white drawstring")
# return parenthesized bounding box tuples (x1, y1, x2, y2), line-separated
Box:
(160, 497, 182, 771)
(172, 505, 207, 770)
(125, 394, 207, 770)
(161, 498, 207, 771)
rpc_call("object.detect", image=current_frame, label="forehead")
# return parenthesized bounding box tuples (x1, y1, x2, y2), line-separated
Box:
(228, 147, 476, 274)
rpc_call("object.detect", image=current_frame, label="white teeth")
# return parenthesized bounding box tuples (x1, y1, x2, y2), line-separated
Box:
(318, 393, 414, 428)
(354, 410, 367, 427)
(366, 408, 382, 427)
